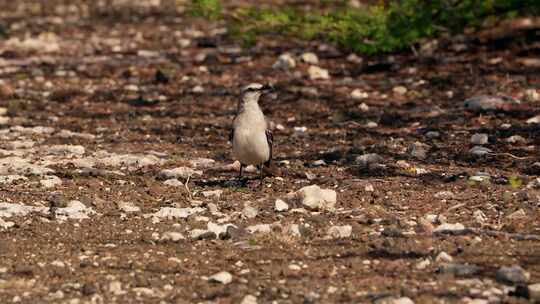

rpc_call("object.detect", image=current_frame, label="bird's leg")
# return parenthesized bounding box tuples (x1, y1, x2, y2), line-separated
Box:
(238, 163, 245, 179)
(259, 164, 265, 189)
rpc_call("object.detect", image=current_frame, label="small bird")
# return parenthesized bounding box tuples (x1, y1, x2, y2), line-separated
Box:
(230, 83, 274, 186)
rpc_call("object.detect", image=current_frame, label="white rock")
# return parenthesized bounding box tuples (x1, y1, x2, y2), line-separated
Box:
(393, 86, 408, 95)
(246, 224, 272, 234)
(0, 156, 54, 176)
(288, 264, 301, 271)
(209, 271, 232, 284)
(55, 200, 97, 220)
(0, 107, 7, 116)
(434, 223, 466, 234)
(124, 84, 139, 92)
(241, 294, 258, 304)
(109, 281, 125, 295)
(0, 217, 14, 229)
(163, 179, 183, 187)
(0, 175, 27, 184)
(146, 207, 204, 220)
(524, 89, 539, 102)
(415, 258, 431, 270)
(273, 53, 296, 69)
(284, 224, 302, 237)
(189, 157, 215, 168)
(470, 133, 488, 145)
(434, 191, 455, 200)
(473, 210, 486, 223)
(505, 135, 526, 144)
(274, 199, 289, 212)
(355, 153, 383, 167)
(327, 225, 352, 238)
(202, 190, 222, 200)
(242, 205, 258, 219)
(308, 66, 329, 80)
(351, 89, 369, 100)
(528, 283, 540, 302)
(297, 185, 337, 211)
(300, 52, 318, 64)
(207, 222, 236, 239)
(159, 167, 202, 180)
(117, 201, 140, 213)
(0, 117, 9, 125)
(0, 202, 47, 218)
(56, 129, 95, 140)
(161, 231, 185, 242)
(47, 145, 86, 156)
(435, 251, 453, 263)
(40, 175, 62, 188)
(469, 146, 492, 157)
(526, 115, 540, 124)
(192, 85, 204, 93)
(96, 151, 160, 165)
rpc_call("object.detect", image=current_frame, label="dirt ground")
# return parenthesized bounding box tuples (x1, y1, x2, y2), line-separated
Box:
(0, 1, 539, 304)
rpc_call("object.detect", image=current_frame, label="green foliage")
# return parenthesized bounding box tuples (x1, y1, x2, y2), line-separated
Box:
(508, 176, 522, 189)
(189, 0, 221, 20)
(194, 0, 540, 54)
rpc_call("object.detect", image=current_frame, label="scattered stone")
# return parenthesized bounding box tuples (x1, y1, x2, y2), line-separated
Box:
(433, 223, 466, 234)
(284, 224, 302, 237)
(528, 283, 540, 302)
(273, 53, 296, 69)
(408, 142, 429, 160)
(57, 130, 96, 140)
(161, 231, 185, 242)
(206, 222, 236, 239)
(300, 52, 319, 64)
(351, 89, 369, 100)
(98, 152, 164, 168)
(469, 146, 492, 157)
(242, 204, 258, 219)
(109, 281, 125, 296)
(54, 201, 97, 220)
(0, 218, 15, 229)
(524, 89, 539, 102)
(0, 175, 28, 184)
(464, 95, 519, 112)
(392, 86, 408, 95)
(296, 185, 337, 211)
(438, 263, 481, 276)
(209, 271, 232, 284)
(275, 199, 289, 212)
(436, 251, 453, 263)
(434, 191, 455, 200)
(116, 201, 140, 213)
(505, 135, 526, 144)
(355, 153, 383, 167)
(192, 85, 204, 93)
(469, 173, 491, 183)
(496, 265, 529, 284)
(189, 157, 215, 168)
(0, 156, 54, 176)
(526, 115, 540, 124)
(0, 202, 47, 218)
(473, 210, 487, 223)
(415, 258, 431, 270)
(241, 294, 258, 304)
(347, 53, 363, 63)
(470, 133, 489, 145)
(246, 224, 272, 234)
(527, 177, 540, 189)
(146, 207, 204, 221)
(202, 190, 222, 200)
(358, 102, 369, 112)
(327, 225, 352, 238)
(163, 179, 183, 187)
(426, 131, 440, 139)
(507, 209, 527, 219)
(159, 167, 202, 180)
(312, 160, 326, 166)
(374, 297, 414, 304)
(40, 175, 62, 188)
(308, 66, 330, 80)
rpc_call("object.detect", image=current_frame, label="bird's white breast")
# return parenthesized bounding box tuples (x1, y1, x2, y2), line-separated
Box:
(232, 105, 270, 165)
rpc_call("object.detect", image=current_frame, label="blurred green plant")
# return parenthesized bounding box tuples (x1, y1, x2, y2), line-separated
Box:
(189, 0, 221, 20)
(190, 0, 540, 54)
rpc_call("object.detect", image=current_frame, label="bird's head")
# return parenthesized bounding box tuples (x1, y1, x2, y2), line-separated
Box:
(241, 83, 274, 103)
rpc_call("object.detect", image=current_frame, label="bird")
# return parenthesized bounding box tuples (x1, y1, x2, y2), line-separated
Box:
(230, 83, 274, 186)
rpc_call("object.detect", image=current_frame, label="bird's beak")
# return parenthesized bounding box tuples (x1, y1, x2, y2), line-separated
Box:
(262, 84, 275, 92)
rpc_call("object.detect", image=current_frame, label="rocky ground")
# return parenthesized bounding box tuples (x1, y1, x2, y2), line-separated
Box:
(0, 1, 539, 304)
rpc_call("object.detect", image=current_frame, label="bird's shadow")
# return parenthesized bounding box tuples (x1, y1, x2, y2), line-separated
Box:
(194, 176, 260, 188)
